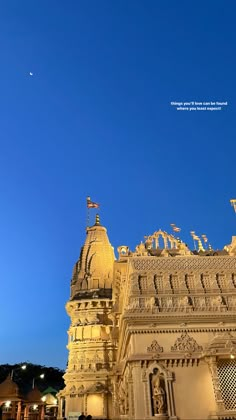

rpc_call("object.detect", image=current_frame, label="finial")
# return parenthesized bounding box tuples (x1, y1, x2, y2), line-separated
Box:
(95, 214, 100, 226)
(230, 199, 236, 213)
(198, 238, 204, 252)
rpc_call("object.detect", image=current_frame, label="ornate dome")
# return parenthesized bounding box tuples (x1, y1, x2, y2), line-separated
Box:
(27, 387, 43, 402)
(70, 215, 115, 299)
(0, 375, 20, 399)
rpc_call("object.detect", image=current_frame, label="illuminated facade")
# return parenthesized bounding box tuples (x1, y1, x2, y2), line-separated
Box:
(58, 216, 236, 420)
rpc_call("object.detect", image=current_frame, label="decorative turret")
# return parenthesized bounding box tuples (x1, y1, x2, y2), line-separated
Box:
(70, 215, 115, 299)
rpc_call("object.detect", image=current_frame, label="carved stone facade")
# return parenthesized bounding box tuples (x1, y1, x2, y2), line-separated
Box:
(58, 220, 236, 420)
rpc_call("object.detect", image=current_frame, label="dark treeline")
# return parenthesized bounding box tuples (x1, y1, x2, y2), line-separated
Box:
(0, 363, 65, 394)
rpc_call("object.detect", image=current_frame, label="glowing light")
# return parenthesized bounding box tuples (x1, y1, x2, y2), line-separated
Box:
(33, 405, 38, 410)
(11, 364, 27, 379)
(41, 396, 46, 402)
(5, 401, 11, 408)
(230, 354, 235, 359)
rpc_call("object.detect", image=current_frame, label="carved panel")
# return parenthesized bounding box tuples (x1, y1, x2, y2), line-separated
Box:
(147, 340, 164, 353)
(171, 332, 203, 352)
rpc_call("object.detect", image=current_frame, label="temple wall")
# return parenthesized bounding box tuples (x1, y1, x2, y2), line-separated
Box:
(114, 253, 236, 420)
(66, 396, 82, 413)
(62, 223, 236, 420)
(121, 332, 218, 420)
(171, 363, 216, 420)
(115, 359, 217, 420)
(87, 395, 103, 416)
(132, 364, 146, 419)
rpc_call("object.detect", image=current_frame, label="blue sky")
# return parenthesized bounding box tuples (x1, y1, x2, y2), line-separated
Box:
(0, 0, 236, 369)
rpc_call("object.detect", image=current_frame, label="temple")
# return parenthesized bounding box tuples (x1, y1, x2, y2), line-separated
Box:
(58, 215, 236, 420)
(0, 375, 52, 420)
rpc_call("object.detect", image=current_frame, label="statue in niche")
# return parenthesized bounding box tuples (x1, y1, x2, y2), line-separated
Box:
(151, 369, 166, 415)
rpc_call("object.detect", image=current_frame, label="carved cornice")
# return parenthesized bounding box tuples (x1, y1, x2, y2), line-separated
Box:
(122, 312, 236, 326)
(114, 356, 203, 375)
(128, 327, 236, 334)
(130, 256, 236, 271)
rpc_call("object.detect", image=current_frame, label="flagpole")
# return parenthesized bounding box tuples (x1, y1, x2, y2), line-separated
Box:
(86, 196, 90, 230)
(87, 207, 90, 230)
(86, 196, 100, 228)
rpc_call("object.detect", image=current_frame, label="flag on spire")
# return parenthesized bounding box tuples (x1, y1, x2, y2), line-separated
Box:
(170, 223, 181, 233)
(202, 234, 208, 243)
(87, 196, 99, 209)
(173, 226, 181, 232)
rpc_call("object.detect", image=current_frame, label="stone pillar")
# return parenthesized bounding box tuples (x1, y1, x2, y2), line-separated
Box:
(58, 396, 65, 418)
(132, 362, 146, 419)
(17, 401, 22, 420)
(166, 372, 177, 420)
(163, 236, 168, 249)
(11, 401, 16, 419)
(141, 361, 151, 418)
(40, 405, 44, 420)
(103, 392, 107, 418)
(57, 397, 62, 418)
(128, 364, 134, 418)
(206, 356, 225, 412)
(112, 377, 119, 418)
(24, 404, 29, 420)
(83, 394, 87, 415)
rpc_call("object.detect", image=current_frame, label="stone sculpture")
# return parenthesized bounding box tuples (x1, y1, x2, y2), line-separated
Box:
(151, 369, 166, 415)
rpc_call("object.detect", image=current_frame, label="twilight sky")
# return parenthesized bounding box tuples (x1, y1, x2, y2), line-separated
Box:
(0, 0, 236, 370)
